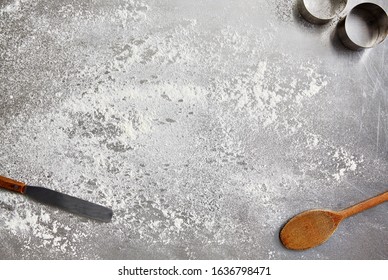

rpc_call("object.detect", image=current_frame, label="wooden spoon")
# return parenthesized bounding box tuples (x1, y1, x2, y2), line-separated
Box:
(280, 191, 388, 250)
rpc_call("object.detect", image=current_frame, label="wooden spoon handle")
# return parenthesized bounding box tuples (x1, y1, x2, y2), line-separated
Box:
(339, 191, 388, 219)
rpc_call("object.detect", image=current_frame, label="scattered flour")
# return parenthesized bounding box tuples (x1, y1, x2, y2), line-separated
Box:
(269, 0, 295, 23)
(1, 191, 76, 255)
(331, 147, 363, 181)
(306, 133, 320, 148)
(0, 0, 21, 14)
(212, 57, 328, 129)
(0, 0, 373, 259)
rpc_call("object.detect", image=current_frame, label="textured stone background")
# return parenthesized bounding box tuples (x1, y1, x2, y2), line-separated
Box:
(0, 0, 387, 259)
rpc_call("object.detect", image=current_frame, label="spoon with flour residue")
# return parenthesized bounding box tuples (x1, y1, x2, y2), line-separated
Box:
(280, 191, 388, 250)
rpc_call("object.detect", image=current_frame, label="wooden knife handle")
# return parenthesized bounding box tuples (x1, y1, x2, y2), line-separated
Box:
(0, 175, 26, 194)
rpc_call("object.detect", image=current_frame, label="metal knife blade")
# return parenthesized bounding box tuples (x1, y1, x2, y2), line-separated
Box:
(25, 186, 113, 222)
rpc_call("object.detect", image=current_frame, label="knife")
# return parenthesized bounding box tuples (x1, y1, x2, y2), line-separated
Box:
(0, 175, 113, 222)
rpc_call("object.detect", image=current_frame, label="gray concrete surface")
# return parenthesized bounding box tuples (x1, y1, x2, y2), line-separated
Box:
(0, 0, 387, 259)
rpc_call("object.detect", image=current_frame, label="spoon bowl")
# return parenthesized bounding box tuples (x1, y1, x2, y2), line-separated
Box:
(280, 209, 342, 250)
(280, 191, 388, 250)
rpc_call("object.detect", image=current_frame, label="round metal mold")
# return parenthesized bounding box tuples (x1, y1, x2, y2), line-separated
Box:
(298, 0, 348, 25)
(337, 3, 388, 50)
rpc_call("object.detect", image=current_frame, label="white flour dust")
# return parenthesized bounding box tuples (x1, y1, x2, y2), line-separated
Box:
(0, 0, 373, 259)
(331, 147, 363, 181)
(1, 81, 209, 257)
(212, 57, 328, 129)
